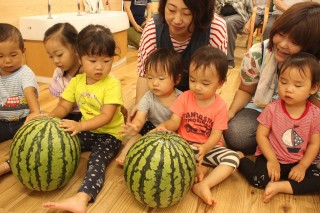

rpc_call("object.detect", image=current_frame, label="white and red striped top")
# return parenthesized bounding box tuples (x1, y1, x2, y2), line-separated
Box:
(137, 14, 228, 77)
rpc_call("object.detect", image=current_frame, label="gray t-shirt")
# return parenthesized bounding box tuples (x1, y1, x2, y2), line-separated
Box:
(137, 88, 182, 126)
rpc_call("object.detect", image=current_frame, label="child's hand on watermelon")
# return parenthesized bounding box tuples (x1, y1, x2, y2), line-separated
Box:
(59, 119, 82, 136)
(25, 112, 41, 123)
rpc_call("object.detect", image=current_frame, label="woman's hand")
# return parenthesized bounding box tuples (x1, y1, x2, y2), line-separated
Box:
(59, 119, 82, 136)
(267, 160, 280, 182)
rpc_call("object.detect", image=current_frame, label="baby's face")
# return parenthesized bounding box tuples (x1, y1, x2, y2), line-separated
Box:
(0, 39, 24, 76)
(278, 67, 316, 106)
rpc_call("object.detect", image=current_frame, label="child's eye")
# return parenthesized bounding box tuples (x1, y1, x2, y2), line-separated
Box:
(57, 54, 63, 57)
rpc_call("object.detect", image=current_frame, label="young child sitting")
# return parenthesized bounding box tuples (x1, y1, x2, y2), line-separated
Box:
(0, 23, 40, 176)
(43, 23, 82, 121)
(238, 52, 320, 202)
(116, 48, 183, 165)
(42, 24, 125, 213)
(155, 46, 240, 206)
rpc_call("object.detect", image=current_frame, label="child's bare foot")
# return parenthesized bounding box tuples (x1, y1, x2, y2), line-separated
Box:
(236, 151, 244, 159)
(0, 159, 11, 177)
(43, 192, 91, 213)
(192, 182, 216, 206)
(263, 182, 280, 203)
(195, 165, 208, 183)
(116, 147, 131, 166)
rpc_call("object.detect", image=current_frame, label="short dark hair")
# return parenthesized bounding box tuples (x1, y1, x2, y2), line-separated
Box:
(158, 0, 215, 32)
(279, 52, 320, 89)
(75, 24, 117, 57)
(44, 23, 78, 48)
(190, 46, 228, 83)
(0, 23, 24, 51)
(268, 2, 320, 59)
(145, 48, 183, 83)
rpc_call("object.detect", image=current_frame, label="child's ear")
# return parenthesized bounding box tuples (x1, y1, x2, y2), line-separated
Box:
(310, 83, 320, 95)
(76, 54, 82, 64)
(175, 74, 182, 85)
(217, 80, 226, 89)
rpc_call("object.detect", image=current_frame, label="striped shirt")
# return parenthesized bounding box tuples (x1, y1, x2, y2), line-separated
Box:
(255, 100, 320, 164)
(0, 65, 39, 121)
(137, 15, 228, 77)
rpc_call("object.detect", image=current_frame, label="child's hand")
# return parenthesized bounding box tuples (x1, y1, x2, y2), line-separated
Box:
(266, 160, 280, 182)
(119, 123, 139, 137)
(127, 106, 138, 123)
(288, 164, 307, 182)
(153, 126, 168, 132)
(192, 143, 208, 166)
(25, 112, 42, 123)
(59, 119, 82, 136)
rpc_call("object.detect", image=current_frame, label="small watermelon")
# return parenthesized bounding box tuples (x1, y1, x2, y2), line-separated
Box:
(124, 131, 196, 208)
(9, 117, 81, 191)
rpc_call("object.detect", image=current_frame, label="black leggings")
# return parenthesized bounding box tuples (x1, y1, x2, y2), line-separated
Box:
(77, 132, 122, 201)
(239, 155, 320, 194)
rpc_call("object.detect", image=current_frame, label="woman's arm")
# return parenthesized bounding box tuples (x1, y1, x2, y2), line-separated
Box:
(124, 1, 143, 33)
(228, 82, 257, 120)
(273, 0, 289, 13)
(146, 2, 153, 22)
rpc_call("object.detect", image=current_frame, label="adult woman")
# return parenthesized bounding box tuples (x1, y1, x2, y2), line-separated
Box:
(223, 2, 320, 154)
(135, 0, 228, 106)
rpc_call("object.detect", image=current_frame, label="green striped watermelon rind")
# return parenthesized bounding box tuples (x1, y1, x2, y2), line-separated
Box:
(9, 117, 81, 191)
(124, 131, 196, 208)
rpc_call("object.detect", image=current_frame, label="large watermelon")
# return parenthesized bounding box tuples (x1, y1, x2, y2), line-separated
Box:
(9, 117, 81, 191)
(124, 131, 196, 208)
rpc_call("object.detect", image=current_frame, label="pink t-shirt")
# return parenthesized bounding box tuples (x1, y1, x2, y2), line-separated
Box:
(171, 91, 228, 145)
(256, 100, 320, 164)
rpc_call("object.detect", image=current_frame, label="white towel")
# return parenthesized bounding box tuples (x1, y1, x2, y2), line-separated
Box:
(84, 0, 105, 13)
(252, 42, 278, 107)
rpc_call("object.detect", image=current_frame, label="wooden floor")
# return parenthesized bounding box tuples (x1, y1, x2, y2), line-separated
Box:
(0, 36, 319, 213)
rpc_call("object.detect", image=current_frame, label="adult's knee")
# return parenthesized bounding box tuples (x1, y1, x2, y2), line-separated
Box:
(223, 109, 260, 154)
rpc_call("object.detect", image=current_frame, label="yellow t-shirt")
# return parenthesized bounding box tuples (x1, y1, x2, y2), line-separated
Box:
(61, 73, 124, 140)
